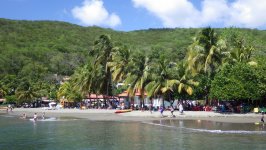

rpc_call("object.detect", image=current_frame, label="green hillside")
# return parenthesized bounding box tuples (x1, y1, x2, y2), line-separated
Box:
(0, 18, 266, 77)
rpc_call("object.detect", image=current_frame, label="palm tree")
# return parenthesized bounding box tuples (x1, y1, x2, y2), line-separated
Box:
(225, 38, 256, 66)
(57, 82, 71, 100)
(92, 35, 114, 107)
(72, 60, 96, 96)
(14, 78, 41, 105)
(145, 56, 176, 108)
(57, 81, 82, 106)
(186, 27, 226, 104)
(174, 63, 199, 96)
(108, 45, 131, 83)
(187, 27, 227, 77)
(125, 52, 150, 109)
(16, 86, 37, 105)
(161, 62, 199, 105)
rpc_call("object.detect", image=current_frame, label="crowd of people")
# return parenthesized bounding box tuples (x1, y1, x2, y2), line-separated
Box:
(19, 112, 45, 121)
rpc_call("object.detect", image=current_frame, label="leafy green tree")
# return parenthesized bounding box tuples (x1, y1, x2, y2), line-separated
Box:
(19, 61, 48, 81)
(0, 82, 7, 98)
(254, 57, 266, 102)
(5, 95, 17, 104)
(47, 84, 59, 100)
(190, 74, 210, 100)
(210, 63, 261, 101)
(1, 75, 18, 96)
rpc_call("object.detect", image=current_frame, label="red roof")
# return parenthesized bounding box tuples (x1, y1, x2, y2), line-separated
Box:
(118, 91, 129, 97)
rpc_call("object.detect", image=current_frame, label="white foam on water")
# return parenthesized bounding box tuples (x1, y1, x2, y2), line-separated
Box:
(142, 122, 266, 135)
(184, 127, 266, 134)
(29, 118, 36, 121)
(37, 117, 57, 121)
(36, 117, 79, 122)
(142, 122, 178, 129)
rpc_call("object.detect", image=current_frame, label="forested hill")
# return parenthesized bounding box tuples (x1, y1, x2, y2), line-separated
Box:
(1, 18, 266, 77)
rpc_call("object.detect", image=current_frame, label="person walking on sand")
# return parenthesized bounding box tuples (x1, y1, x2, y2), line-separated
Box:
(160, 106, 164, 117)
(149, 104, 153, 114)
(179, 103, 183, 115)
(261, 112, 264, 126)
(170, 105, 175, 117)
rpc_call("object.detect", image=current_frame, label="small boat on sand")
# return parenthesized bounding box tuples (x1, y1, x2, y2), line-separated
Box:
(115, 109, 132, 113)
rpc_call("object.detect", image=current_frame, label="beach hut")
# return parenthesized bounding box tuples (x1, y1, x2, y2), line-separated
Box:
(60, 98, 75, 108)
(84, 94, 118, 109)
(117, 90, 149, 109)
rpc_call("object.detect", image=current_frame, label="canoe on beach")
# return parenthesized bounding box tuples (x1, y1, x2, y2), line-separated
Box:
(115, 109, 132, 114)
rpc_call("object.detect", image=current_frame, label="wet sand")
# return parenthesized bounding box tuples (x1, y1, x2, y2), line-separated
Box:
(1, 108, 263, 123)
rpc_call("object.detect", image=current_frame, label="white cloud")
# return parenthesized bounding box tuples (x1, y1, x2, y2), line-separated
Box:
(132, 0, 200, 27)
(132, 0, 266, 28)
(72, 0, 121, 27)
(228, 0, 266, 28)
(200, 0, 229, 25)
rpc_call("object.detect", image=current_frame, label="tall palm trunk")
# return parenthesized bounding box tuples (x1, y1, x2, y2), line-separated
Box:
(130, 96, 134, 110)
(161, 96, 165, 108)
(140, 89, 145, 110)
(150, 97, 153, 108)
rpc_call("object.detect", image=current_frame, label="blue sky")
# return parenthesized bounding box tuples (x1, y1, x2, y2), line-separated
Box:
(0, 0, 266, 31)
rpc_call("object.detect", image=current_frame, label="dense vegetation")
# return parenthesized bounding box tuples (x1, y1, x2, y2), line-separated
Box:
(0, 18, 266, 107)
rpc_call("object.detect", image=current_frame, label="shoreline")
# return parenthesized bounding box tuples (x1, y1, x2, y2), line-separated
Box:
(1, 108, 263, 123)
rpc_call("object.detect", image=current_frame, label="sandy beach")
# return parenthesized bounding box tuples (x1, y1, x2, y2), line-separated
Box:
(0, 108, 263, 123)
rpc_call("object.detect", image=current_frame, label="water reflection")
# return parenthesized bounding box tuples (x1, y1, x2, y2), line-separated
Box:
(1, 116, 266, 150)
(150, 119, 266, 134)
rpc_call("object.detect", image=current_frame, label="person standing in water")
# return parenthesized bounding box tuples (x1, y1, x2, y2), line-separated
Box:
(42, 112, 45, 120)
(33, 113, 37, 121)
(20, 113, 27, 119)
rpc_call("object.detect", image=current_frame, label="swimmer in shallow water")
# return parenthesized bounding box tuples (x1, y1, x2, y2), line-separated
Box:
(20, 113, 27, 119)
(42, 112, 45, 120)
(33, 113, 37, 121)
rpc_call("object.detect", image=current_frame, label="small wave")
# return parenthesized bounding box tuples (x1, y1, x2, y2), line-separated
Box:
(184, 127, 266, 134)
(37, 117, 57, 122)
(36, 118, 79, 122)
(142, 122, 266, 135)
(142, 122, 177, 128)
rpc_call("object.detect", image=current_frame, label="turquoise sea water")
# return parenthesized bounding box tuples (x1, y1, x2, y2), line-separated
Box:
(0, 114, 266, 150)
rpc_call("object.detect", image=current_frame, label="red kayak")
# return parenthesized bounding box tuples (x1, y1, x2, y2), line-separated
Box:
(115, 109, 132, 113)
